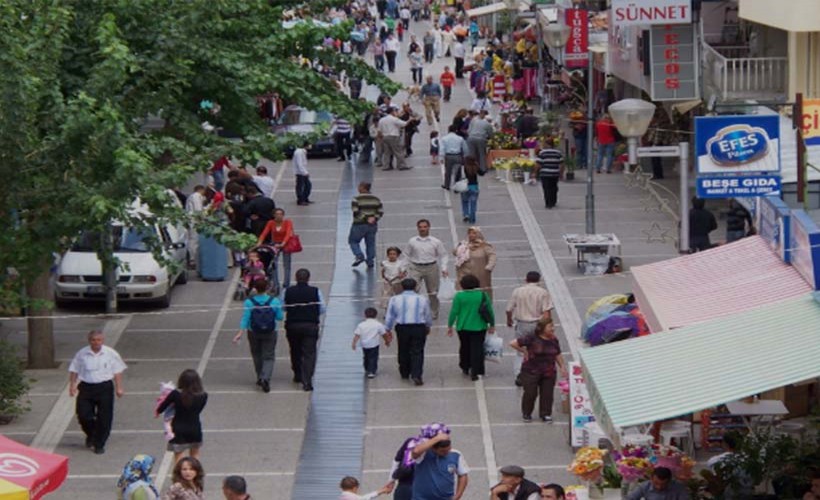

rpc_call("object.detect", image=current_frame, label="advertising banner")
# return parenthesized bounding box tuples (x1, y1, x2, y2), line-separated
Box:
(564, 8, 588, 68)
(650, 24, 698, 101)
(611, 0, 691, 27)
(802, 99, 820, 146)
(790, 210, 820, 290)
(569, 362, 595, 447)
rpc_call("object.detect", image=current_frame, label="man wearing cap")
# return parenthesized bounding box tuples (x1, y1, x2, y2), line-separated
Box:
(411, 430, 469, 500)
(490, 466, 540, 500)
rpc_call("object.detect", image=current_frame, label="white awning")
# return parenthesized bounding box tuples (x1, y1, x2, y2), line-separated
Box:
(466, 2, 508, 18)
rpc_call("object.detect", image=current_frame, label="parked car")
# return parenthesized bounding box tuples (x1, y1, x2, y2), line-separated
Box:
(55, 222, 188, 309)
(272, 105, 336, 157)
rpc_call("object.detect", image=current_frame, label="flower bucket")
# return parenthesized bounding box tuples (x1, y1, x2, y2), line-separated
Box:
(654, 456, 680, 471)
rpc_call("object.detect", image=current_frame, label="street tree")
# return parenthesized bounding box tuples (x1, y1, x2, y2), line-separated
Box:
(0, 0, 398, 367)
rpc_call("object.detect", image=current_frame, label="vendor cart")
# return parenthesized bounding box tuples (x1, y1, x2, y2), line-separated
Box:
(562, 233, 621, 273)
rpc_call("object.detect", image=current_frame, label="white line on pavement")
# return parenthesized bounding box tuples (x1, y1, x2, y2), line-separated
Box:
(30, 316, 132, 452)
(506, 182, 583, 359)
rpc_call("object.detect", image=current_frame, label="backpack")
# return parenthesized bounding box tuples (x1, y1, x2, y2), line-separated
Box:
(249, 296, 277, 334)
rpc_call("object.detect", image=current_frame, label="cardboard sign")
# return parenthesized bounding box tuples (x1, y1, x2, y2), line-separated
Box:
(569, 362, 595, 447)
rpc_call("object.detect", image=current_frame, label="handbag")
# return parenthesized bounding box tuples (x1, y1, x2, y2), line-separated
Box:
(452, 165, 469, 193)
(282, 234, 303, 254)
(478, 292, 493, 324)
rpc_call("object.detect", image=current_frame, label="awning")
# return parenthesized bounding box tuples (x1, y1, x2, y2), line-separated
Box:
(580, 292, 820, 439)
(632, 235, 812, 332)
(0, 436, 68, 499)
(466, 2, 508, 18)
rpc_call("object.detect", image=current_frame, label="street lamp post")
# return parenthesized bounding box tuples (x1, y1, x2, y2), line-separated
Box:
(609, 99, 691, 253)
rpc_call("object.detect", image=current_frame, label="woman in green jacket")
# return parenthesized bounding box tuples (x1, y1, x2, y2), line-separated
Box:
(447, 274, 495, 380)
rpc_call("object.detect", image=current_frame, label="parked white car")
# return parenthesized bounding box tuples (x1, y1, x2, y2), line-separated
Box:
(55, 223, 188, 308)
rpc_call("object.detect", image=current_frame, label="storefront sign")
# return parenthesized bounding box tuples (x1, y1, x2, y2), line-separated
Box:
(696, 116, 781, 174)
(802, 99, 820, 146)
(612, 0, 691, 27)
(696, 175, 781, 198)
(790, 210, 820, 290)
(569, 362, 595, 447)
(756, 196, 791, 263)
(649, 24, 698, 101)
(563, 8, 588, 68)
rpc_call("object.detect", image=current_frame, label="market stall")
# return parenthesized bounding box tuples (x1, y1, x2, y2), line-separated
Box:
(579, 292, 820, 444)
(631, 235, 812, 333)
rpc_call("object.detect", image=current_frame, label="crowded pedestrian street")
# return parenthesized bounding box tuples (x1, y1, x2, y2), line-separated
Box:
(1, 1, 818, 500)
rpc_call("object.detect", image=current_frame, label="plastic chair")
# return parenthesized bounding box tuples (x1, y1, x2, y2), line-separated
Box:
(621, 432, 654, 446)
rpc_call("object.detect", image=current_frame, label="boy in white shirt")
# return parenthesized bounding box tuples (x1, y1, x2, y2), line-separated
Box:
(338, 476, 391, 500)
(352, 307, 391, 378)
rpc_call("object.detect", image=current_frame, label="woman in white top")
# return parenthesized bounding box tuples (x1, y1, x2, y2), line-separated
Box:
(408, 46, 424, 85)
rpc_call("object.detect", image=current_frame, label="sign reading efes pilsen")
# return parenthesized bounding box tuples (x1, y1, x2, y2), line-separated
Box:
(695, 115, 781, 198)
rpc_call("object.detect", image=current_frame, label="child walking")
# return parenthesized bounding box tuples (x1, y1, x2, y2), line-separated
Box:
(352, 308, 390, 379)
(380, 247, 408, 311)
(338, 476, 391, 500)
(429, 130, 440, 166)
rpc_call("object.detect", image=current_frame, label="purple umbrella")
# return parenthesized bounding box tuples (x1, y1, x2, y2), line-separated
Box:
(584, 312, 639, 346)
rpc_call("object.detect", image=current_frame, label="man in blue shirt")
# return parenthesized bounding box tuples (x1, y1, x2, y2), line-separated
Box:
(385, 278, 432, 386)
(626, 467, 690, 500)
(410, 430, 470, 500)
(234, 278, 284, 393)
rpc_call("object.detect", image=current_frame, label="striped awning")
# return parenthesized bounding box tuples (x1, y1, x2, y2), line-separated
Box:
(580, 292, 820, 439)
(632, 236, 812, 332)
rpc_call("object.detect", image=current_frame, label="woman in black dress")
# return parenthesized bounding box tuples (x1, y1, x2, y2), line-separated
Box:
(157, 369, 208, 463)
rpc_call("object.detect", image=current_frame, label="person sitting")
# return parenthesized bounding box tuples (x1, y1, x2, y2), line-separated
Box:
(540, 484, 565, 500)
(626, 467, 690, 500)
(490, 465, 540, 500)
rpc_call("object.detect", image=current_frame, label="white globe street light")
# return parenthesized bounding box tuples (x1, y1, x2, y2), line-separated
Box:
(542, 23, 571, 51)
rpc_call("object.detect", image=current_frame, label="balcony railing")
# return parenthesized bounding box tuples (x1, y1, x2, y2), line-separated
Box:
(702, 43, 788, 102)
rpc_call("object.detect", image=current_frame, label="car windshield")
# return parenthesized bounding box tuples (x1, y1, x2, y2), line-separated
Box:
(280, 109, 332, 125)
(71, 227, 153, 253)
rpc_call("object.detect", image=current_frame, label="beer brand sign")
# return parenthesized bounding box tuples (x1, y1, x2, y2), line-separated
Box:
(564, 8, 589, 69)
(612, 0, 692, 27)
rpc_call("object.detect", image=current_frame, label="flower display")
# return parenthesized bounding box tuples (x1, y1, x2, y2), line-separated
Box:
(568, 447, 607, 482)
(615, 456, 653, 483)
(496, 158, 535, 171)
(487, 131, 521, 150)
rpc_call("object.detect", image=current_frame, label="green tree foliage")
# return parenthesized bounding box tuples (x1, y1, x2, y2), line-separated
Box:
(0, 0, 399, 365)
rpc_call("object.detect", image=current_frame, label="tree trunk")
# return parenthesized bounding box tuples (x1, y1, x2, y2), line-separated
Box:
(101, 225, 118, 314)
(26, 269, 55, 369)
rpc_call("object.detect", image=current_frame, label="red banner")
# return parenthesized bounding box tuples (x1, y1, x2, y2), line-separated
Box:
(564, 8, 589, 68)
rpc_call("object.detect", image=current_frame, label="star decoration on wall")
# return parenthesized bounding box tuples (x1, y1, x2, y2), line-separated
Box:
(641, 195, 662, 212)
(642, 222, 675, 244)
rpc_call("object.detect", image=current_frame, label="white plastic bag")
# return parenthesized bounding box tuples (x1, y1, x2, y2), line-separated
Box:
(484, 334, 504, 363)
(452, 178, 469, 193)
(438, 277, 456, 301)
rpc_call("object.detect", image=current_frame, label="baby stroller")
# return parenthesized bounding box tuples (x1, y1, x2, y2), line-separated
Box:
(233, 245, 277, 301)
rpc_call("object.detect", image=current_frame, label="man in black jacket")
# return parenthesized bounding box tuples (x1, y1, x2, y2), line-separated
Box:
(244, 187, 275, 236)
(689, 197, 717, 252)
(726, 199, 754, 243)
(284, 269, 325, 391)
(490, 465, 541, 500)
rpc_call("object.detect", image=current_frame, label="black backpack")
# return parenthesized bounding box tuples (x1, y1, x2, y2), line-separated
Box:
(249, 296, 277, 334)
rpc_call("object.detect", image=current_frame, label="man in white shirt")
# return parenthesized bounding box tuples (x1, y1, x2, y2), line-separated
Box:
(405, 219, 449, 319)
(185, 185, 207, 268)
(252, 165, 275, 199)
(68, 330, 127, 454)
(439, 125, 468, 190)
(292, 141, 312, 205)
(506, 271, 553, 385)
(377, 108, 409, 171)
(452, 39, 466, 78)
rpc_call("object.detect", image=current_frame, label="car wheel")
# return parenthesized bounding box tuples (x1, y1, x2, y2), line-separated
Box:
(156, 285, 172, 309)
(176, 269, 188, 285)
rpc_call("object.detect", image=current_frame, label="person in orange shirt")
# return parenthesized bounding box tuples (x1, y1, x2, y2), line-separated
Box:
(440, 66, 456, 102)
(594, 113, 618, 174)
(257, 208, 294, 293)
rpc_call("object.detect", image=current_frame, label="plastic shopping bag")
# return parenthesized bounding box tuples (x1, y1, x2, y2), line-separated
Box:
(438, 277, 456, 301)
(484, 334, 504, 363)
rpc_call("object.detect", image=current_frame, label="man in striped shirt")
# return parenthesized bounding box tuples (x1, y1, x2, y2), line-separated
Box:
(385, 278, 433, 386)
(350, 182, 384, 268)
(536, 144, 563, 209)
(331, 116, 353, 162)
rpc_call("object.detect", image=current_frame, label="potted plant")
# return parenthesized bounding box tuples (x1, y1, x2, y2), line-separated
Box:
(564, 156, 576, 181)
(0, 340, 31, 424)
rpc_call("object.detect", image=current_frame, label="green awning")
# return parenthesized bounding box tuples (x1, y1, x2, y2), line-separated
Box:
(580, 292, 820, 440)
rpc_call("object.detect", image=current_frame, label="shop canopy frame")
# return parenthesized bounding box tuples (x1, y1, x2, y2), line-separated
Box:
(579, 292, 820, 442)
(632, 235, 812, 333)
(465, 2, 509, 18)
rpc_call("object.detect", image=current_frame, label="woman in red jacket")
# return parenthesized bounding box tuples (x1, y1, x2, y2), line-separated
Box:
(594, 113, 618, 174)
(257, 208, 294, 294)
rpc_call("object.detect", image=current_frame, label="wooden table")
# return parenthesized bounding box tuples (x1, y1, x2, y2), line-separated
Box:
(725, 399, 789, 434)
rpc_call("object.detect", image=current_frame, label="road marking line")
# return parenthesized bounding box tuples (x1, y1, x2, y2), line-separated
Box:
(506, 182, 583, 359)
(30, 316, 132, 452)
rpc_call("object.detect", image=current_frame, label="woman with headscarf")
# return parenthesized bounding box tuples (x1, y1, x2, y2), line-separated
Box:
(452, 227, 496, 300)
(117, 454, 159, 500)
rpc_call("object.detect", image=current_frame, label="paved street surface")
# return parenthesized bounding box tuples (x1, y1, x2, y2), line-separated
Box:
(0, 17, 688, 500)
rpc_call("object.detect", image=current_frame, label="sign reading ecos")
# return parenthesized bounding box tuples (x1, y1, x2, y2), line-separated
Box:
(612, 0, 692, 27)
(695, 115, 781, 198)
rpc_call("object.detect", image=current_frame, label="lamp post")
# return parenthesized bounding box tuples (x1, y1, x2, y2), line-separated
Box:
(542, 22, 571, 69)
(609, 99, 691, 253)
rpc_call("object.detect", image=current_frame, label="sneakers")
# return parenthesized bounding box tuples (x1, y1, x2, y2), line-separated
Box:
(352, 257, 365, 267)
(260, 379, 270, 393)
(94, 446, 105, 455)
(366, 373, 376, 379)
(541, 416, 553, 423)
(413, 378, 424, 386)
(522, 415, 533, 422)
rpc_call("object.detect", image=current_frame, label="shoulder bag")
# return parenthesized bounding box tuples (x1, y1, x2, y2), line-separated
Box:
(478, 292, 493, 324)
(282, 234, 303, 254)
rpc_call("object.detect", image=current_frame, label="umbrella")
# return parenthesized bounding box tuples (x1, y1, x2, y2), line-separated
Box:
(583, 311, 640, 346)
(585, 294, 629, 319)
(0, 436, 68, 500)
